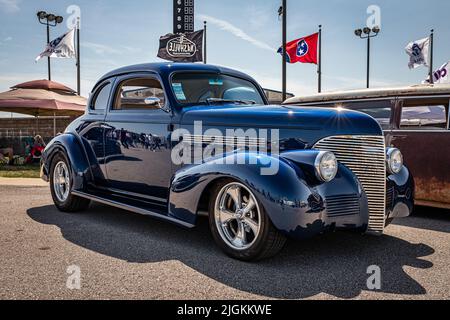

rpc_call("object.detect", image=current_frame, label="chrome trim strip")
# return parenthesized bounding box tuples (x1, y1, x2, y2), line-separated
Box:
(390, 129, 450, 133)
(95, 186, 166, 203)
(314, 135, 387, 234)
(286, 94, 450, 106)
(72, 190, 194, 228)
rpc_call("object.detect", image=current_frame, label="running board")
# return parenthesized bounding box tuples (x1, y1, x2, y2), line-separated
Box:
(72, 190, 195, 229)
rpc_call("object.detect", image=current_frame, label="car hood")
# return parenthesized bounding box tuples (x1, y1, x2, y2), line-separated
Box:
(180, 104, 382, 137)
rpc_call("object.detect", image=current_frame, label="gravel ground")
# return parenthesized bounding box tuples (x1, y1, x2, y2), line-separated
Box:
(0, 184, 449, 300)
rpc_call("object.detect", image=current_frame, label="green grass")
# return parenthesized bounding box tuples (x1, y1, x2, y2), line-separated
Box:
(0, 165, 41, 178)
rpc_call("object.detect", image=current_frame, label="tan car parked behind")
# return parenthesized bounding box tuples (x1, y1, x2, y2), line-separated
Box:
(285, 84, 450, 210)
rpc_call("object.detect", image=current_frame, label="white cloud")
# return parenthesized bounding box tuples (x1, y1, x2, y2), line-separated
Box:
(3, 36, 12, 42)
(81, 42, 121, 55)
(0, 0, 20, 13)
(81, 42, 141, 57)
(198, 14, 276, 52)
(121, 45, 142, 54)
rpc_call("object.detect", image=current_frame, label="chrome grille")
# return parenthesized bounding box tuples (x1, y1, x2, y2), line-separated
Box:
(314, 135, 386, 234)
(326, 194, 360, 217)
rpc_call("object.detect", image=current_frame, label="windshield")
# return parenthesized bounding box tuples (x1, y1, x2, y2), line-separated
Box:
(171, 73, 266, 106)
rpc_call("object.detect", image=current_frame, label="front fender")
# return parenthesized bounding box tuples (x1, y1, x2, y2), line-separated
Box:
(41, 133, 93, 191)
(168, 151, 364, 238)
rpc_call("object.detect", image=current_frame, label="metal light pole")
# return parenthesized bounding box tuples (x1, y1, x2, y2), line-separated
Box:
(37, 11, 64, 81)
(355, 26, 380, 88)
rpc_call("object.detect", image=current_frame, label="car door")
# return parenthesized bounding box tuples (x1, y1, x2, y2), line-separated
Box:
(78, 80, 114, 187)
(390, 96, 450, 208)
(104, 73, 173, 204)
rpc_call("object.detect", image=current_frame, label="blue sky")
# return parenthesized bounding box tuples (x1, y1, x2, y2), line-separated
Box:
(0, 0, 449, 108)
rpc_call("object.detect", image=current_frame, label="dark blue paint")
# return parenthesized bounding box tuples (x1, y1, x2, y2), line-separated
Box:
(41, 62, 414, 238)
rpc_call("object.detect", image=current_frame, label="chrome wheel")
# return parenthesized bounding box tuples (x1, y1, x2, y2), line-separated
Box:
(53, 161, 70, 202)
(214, 182, 261, 251)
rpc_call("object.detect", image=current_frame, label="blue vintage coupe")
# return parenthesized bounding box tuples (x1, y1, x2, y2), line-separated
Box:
(41, 63, 414, 261)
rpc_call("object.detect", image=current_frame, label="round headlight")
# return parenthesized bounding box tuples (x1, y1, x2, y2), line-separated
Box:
(386, 148, 403, 174)
(315, 151, 338, 182)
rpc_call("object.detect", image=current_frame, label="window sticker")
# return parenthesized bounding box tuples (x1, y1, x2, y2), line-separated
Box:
(172, 83, 187, 101)
(209, 78, 224, 86)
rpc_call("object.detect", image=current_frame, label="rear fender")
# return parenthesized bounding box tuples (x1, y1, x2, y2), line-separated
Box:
(42, 133, 94, 191)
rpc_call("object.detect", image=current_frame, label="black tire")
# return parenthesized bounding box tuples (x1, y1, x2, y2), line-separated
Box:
(49, 152, 90, 213)
(208, 179, 287, 261)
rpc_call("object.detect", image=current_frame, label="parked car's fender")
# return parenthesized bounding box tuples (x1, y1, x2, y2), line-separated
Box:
(168, 150, 366, 237)
(41, 133, 94, 190)
(387, 166, 415, 219)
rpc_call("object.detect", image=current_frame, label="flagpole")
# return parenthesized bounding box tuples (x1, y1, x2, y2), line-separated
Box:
(203, 21, 207, 64)
(47, 23, 51, 81)
(318, 25, 322, 93)
(282, 0, 287, 101)
(76, 17, 81, 95)
(429, 29, 434, 85)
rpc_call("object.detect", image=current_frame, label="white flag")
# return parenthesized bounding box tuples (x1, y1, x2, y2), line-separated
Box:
(36, 29, 76, 62)
(424, 61, 450, 84)
(405, 37, 430, 69)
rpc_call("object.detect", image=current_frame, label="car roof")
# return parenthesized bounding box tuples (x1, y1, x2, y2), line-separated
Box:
(285, 84, 450, 104)
(96, 62, 255, 87)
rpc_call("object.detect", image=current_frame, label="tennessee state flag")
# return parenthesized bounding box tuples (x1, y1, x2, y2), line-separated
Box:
(278, 33, 319, 64)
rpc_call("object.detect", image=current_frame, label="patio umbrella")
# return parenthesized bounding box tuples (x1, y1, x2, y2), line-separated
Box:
(0, 80, 87, 136)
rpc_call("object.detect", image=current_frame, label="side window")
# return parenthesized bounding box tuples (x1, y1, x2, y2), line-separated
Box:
(91, 82, 112, 111)
(400, 99, 449, 130)
(337, 100, 393, 130)
(114, 78, 166, 111)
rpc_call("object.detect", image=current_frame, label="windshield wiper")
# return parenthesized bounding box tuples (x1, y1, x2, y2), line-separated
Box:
(206, 98, 256, 105)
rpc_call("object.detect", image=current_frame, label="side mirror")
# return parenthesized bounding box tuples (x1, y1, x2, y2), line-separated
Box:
(144, 97, 161, 107)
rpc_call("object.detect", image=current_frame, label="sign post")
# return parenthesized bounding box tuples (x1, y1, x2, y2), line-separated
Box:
(174, 0, 195, 34)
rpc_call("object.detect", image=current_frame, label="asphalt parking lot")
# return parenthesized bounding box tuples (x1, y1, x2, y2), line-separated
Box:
(0, 183, 449, 300)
